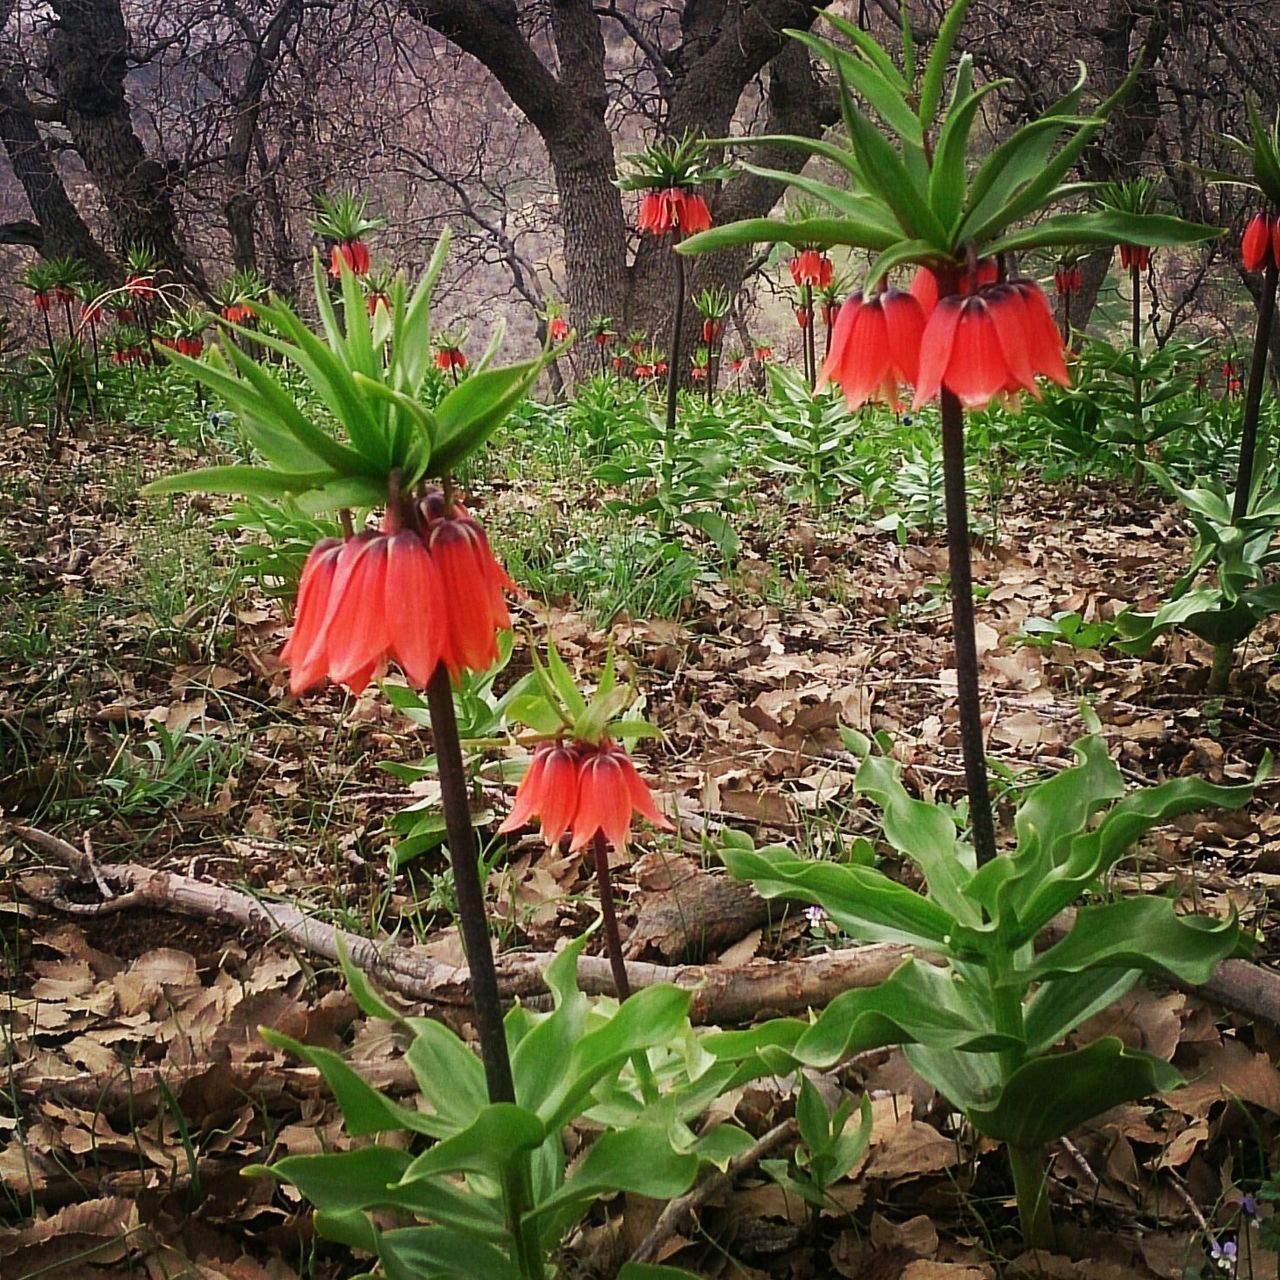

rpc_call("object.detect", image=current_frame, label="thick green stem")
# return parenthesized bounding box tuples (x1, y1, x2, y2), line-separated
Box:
(1232, 261, 1278, 522)
(426, 666, 515, 1105)
(804, 283, 816, 390)
(1208, 640, 1236, 696)
(1008, 1144, 1055, 1251)
(939, 388, 998, 865)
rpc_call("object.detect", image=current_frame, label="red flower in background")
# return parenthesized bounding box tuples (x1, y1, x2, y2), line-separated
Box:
(821, 300, 841, 326)
(1118, 244, 1152, 271)
(424, 497, 514, 679)
(655, 360, 668, 375)
(221, 303, 253, 324)
(435, 348, 467, 371)
(176, 336, 204, 357)
(32, 291, 52, 313)
(634, 364, 654, 378)
(819, 289, 925, 411)
(548, 315, 569, 342)
(367, 292, 390, 317)
(1053, 267, 1082, 296)
(54, 284, 76, 304)
(913, 281, 1068, 410)
(701, 318, 721, 343)
(794, 307, 810, 329)
(81, 300, 103, 326)
(612, 355, 626, 370)
(636, 187, 712, 236)
(789, 250, 834, 288)
(1243, 213, 1280, 272)
(329, 239, 371, 277)
(500, 740, 670, 851)
(690, 365, 707, 380)
(753, 344, 773, 361)
(126, 274, 156, 300)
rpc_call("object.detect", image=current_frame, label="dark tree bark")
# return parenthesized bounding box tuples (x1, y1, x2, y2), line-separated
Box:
(403, 0, 835, 340)
(0, 74, 115, 276)
(221, 0, 306, 274)
(43, 0, 204, 287)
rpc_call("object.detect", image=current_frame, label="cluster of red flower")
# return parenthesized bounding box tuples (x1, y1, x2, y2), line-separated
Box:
(498, 739, 671, 852)
(156, 335, 205, 357)
(1117, 244, 1152, 271)
(1053, 266, 1082, 295)
(1243, 212, 1280, 272)
(435, 348, 467, 371)
(636, 188, 712, 236)
(790, 250, 834, 289)
(221, 302, 255, 324)
(819, 266, 1067, 411)
(282, 493, 511, 696)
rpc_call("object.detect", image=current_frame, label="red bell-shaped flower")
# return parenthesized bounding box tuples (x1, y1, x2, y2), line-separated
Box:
(1243, 213, 1280, 272)
(701, 318, 722, 343)
(913, 281, 1068, 410)
(498, 742, 582, 847)
(1118, 244, 1152, 272)
(910, 260, 998, 317)
(329, 239, 371, 278)
(568, 741, 671, 853)
(789, 250, 834, 289)
(425, 499, 514, 679)
(818, 289, 926, 411)
(549, 316, 569, 342)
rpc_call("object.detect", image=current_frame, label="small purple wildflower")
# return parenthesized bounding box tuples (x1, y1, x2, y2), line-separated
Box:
(804, 904, 827, 927)
(1242, 1193, 1258, 1216)
(1210, 1236, 1237, 1270)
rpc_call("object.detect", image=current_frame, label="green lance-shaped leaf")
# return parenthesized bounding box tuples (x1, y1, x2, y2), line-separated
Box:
(724, 843, 957, 949)
(376, 1225, 521, 1280)
(917, 0, 973, 128)
(260, 1028, 449, 1137)
(1022, 967, 1142, 1056)
(966, 1037, 1182, 1147)
(142, 464, 336, 500)
(1015, 896, 1247, 987)
(398, 1102, 546, 1184)
(252, 1146, 506, 1241)
(929, 74, 1007, 232)
(792, 957, 1020, 1067)
(404, 1016, 490, 1134)
(430, 355, 550, 474)
(983, 210, 1223, 258)
(679, 215, 901, 259)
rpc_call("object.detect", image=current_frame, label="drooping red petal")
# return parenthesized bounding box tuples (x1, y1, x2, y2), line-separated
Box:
(913, 294, 964, 408)
(497, 745, 550, 835)
(537, 746, 582, 847)
(384, 530, 444, 687)
(1012, 281, 1070, 388)
(326, 536, 391, 688)
(842, 300, 892, 408)
(942, 297, 1011, 408)
(880, 289, 926, 385)
(1247, 214, 1274, 271)
(570, 751, 634, 852)
(429, 514, 513, 678)
(616, 750, 672, 830)
(282, 539, 342, 693)
(680, 193, 712, 234)
(817, 292, 862, 395)
(986, 286, 1037, 394)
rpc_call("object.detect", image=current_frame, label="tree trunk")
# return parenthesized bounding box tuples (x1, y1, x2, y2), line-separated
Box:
(45, 0, 204, 288)
(0, 80, 115, 278)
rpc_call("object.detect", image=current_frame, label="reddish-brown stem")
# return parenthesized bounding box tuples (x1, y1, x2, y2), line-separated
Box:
(1233, 261, 1277, 523)
(426, 665, 516, 1103)
(940, 387, 997, 865)
(592, 831, 631, 1000)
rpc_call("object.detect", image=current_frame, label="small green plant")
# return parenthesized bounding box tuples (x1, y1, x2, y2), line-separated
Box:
(715, 721, 1261, 1248)
(252, 936, 753, 1280)
(1018, 610, 1118, 650)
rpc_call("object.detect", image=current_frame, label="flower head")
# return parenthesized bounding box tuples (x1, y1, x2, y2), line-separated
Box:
(501, 740, 670, 852)
(753, 344, 773, 362)
(819, 288, 925, 410)
(913, 280, 1068, 410)
(1118, 244, 1152, 272)
(637, 187, 712, 236)
(330, 239, 371, 278)
(549, 315, 569, 343)
(790, 250, 834, 289)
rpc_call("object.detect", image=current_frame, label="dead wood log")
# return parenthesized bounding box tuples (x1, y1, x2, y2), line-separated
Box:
(15, 826, 1280, 1030)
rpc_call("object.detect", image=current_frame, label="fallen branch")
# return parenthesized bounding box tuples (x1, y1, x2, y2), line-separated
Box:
(15, 826, 1280, 1029)
(629, 1118, 797, 1264)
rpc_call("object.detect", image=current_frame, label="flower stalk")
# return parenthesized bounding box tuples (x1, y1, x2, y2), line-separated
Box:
(939, 386, 997, 865)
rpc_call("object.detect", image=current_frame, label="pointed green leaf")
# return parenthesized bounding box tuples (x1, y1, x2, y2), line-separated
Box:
(917, 0, 972, 128)
(142, 465, 333, 499)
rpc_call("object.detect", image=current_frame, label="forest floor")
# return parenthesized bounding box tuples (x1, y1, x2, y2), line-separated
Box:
(4, 411, 1280, 1280)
